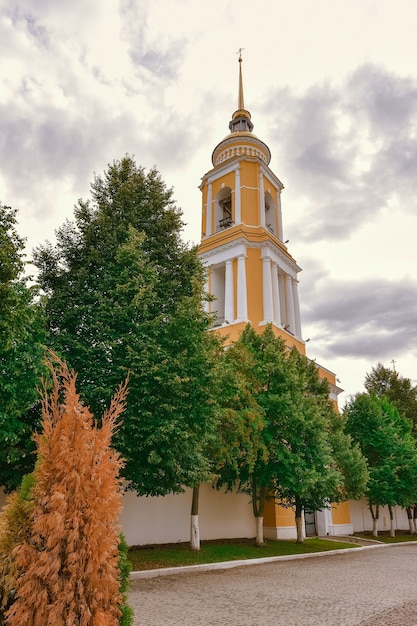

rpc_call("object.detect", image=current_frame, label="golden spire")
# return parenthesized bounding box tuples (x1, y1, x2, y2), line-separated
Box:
(237, 48, 245, 110)
(230, 49, 253, 131)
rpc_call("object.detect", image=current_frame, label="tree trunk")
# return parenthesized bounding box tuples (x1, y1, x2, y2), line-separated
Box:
(413, 506, 417, 534)
(190, 484, 200, 551)
(406, 506, 414, 534)
(369, 503, 379, 537)
(251, 477, 265, 546)
(295, 499, 304, 544)
(388, 505, 395, 538)
(255, 515, 264, 547)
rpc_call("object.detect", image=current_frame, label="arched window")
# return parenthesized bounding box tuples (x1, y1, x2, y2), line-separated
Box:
(215, 187, 233, 231)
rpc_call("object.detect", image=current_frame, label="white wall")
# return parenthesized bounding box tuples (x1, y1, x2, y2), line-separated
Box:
(120, 483, 255, 546)
(350, 500, 410, 533)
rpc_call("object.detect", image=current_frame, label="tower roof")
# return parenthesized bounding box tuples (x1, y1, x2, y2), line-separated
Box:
(211, 52, 271, 167)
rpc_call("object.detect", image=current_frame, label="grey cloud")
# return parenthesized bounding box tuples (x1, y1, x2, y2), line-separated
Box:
(301, 275, 417, 359)
(263, 64, 417, 242)
(120, 0, 185, 82)
(133, 43, 186, 81)
(0, 94, 200, 222)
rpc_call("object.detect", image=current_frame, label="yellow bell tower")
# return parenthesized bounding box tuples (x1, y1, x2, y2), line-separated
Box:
(198, 54, 351, 539)
(198, 53, 305, 354)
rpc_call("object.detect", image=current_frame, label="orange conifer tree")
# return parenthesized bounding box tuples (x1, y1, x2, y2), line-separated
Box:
(6, 354, 128, 626)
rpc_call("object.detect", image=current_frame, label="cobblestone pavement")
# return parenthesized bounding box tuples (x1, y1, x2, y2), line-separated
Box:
(128, 544, 417, 625)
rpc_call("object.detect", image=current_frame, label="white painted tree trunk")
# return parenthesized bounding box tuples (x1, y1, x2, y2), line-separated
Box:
(190, 514, 200, 551)
(255, 515, 264, 546)
(295, 515, 304, 544)
(388, 506, 395, 537)
(372, 517, 378, 537)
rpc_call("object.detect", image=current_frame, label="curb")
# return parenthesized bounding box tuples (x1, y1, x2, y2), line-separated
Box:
(130, 541, 417, 580)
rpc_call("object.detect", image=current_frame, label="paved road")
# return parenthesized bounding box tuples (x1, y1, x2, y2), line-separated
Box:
(128, 544, 417, 625)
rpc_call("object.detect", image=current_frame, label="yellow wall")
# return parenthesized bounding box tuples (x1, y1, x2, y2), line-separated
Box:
(264, 498, 295, 527)
(240, 159, 259, 188)
(246, 247, 263, 325)
(332, 501, 352, 525)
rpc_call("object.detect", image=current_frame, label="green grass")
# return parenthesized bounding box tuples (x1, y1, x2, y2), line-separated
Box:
(128, 537, 358, 571)
(354, 531, 417, 544)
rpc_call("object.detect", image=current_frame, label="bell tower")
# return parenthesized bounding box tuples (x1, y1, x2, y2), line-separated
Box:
(198, 55, 351, 539)
(198, 53, 305, 353)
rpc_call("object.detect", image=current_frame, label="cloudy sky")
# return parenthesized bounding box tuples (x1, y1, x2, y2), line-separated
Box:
(2, 0, 417, 404)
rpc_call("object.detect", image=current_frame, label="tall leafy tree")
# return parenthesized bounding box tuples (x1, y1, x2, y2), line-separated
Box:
(223, 325, 361, 544)
(344, 392, 417, 536)
(365, 362, 417, 434)
(0, 205, 46, 491)
(365, 363, 417, 532)
(34, 157, 217, 500)
(212, 340, 266, 490)
(210, 339, 267, 545)
(258, 337, 346, 544)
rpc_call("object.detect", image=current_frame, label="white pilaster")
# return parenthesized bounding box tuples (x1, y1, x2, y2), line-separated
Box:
(259, 172, 265, 227)
(285, 275, 296, 334)
(271, 262, 281, 326)
(224, 259, 234, 324)
(262, 256, 274, 322)
(277, 189, 283, 241)
(292, 280, 302, 338)
(278, 273, 286, 326)
(235, 167, 241, 224)
(206, 183, 212, 236)
(236, 254, 248, 322)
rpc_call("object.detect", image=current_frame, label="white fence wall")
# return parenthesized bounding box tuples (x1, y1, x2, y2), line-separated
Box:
(120, 484, 255, 546)
(350, 500, 410, 533)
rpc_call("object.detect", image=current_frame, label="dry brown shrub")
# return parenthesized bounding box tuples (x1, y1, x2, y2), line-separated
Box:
(5, 353, 128, 626)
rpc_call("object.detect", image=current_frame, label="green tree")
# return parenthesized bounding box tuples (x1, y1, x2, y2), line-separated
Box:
(212, 340, 266, 489)
(327, 411, 369, 502)
(261, 340, 345, 544)
(227, 325, 358, 544)
(0, 205, 46, 491)
(365, 362, 417, 435)
(33, 157, 217, 502)
(210, 339, 267, 544)
(344, 393, 417, 536)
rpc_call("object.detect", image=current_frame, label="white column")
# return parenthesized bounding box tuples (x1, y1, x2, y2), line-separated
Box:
(285, 275, 296, 334)
(259, 172, 265, 227)
(235, 167, 241, 224)
(236, 254, 248, 322)
(224, 259, 234, 324)
(262, 256, 274, 322)
(292, 279, 302, 338)
(277, 189, 283, 241)
(206, 183, 212, 236)
(278, 273, 286, 326)
(271, 262, 281, 325)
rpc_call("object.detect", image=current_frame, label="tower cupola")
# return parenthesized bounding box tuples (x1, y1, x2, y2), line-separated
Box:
(211, 53, 271, 167)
